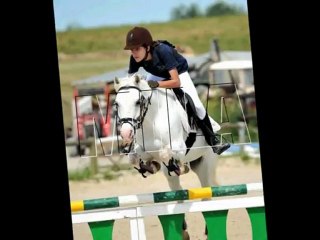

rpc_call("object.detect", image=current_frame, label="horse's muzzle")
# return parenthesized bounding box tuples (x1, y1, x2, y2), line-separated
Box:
(120, 123, 134, 141)
(120, 143, 132, 154)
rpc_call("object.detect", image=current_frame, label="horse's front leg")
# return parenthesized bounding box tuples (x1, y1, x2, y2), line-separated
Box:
(160, 141, 189, 176)
(128, 144, 161, 178)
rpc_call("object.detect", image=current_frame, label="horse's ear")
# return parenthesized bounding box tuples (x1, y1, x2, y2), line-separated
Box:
(114, 77, 120, 92)
(134, 75, 140, 84)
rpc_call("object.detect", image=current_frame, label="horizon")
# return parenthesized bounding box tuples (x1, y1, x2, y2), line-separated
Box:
(53, 0, 248, 32)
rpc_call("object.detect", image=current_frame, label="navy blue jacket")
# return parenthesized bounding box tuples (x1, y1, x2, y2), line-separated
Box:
(128, 42, 188, 79)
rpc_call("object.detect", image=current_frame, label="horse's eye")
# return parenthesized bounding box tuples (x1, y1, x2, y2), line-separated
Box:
(113, 102, 118, 107)
(136, 100, 141, 105)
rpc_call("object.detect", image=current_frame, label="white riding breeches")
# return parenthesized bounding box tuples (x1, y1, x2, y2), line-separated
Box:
(146, 71, 206, 119)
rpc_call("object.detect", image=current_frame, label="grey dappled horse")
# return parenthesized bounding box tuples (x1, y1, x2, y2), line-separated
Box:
(114, 74, 221, 238)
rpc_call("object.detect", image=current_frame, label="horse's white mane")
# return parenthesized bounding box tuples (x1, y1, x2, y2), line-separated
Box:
(114, 74, 150, 92)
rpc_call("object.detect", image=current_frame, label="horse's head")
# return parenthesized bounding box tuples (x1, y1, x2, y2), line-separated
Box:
(114, 74, 152, 153)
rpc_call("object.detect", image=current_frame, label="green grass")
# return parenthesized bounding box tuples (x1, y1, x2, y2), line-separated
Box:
(56, 15, 251, 128)
(56, 15, 250, 54)
(68, 167, 91, 181)
(68, 163, 134, 181)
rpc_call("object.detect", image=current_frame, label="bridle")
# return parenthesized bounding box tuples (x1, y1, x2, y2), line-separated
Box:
(115, 85, 153, 133)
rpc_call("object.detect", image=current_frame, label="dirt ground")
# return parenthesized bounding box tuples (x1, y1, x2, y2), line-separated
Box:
(69, 156, 263, 240)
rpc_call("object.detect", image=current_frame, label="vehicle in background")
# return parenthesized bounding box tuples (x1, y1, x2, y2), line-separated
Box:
(66, 84, 114, 156)
(189, 39, 255, 121)
(72, 84, 113, 140)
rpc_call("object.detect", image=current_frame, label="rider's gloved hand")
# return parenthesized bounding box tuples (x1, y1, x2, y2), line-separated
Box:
(148, 80, 159, 88)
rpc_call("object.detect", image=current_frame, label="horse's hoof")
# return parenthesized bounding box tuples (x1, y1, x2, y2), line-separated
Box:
(173, 167, 181, 176)
(134, 160, 156, 178)
(178, 163, 190, 175)
(140, 163, 155, 174)
(150, 160, 161, 172)
(134, 167, 148, 178)
(163, 159, 181, 176)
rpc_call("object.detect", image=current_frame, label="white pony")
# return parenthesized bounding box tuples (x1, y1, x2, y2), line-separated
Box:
(113, 74, 221, 190)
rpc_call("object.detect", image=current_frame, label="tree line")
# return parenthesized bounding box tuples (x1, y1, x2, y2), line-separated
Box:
(171, 0, 246, 20)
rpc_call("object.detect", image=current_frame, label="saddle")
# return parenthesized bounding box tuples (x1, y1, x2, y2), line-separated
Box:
(173, 89, 198, 126)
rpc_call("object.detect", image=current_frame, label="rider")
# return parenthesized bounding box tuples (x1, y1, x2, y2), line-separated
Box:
(123, 26, 230, 155)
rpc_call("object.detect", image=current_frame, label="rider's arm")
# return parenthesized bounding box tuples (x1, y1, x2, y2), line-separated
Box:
(157, 68, 181, 88)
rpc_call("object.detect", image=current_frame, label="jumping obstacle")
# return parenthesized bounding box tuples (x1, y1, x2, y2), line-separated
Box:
(71, 183, 267, 240)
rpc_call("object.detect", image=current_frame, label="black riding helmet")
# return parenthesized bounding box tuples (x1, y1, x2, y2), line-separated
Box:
(124, 26, 153, 50)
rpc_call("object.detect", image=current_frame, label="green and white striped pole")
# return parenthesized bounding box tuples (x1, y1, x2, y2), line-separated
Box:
(71, 182, 263, 212)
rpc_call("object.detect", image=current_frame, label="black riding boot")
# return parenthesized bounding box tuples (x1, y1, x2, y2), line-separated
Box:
(197, 114, 230, 155)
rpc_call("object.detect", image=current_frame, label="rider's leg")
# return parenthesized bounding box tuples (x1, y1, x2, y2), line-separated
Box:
(179, 72, 230, 155)
(146, 72, 230, 155)
(199, 113, 231, 155)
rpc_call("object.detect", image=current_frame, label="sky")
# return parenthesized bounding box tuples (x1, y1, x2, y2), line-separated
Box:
(53, 0, 248, 32)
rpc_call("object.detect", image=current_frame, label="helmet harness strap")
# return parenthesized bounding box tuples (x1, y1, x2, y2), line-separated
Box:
(142, 46, 150, 61)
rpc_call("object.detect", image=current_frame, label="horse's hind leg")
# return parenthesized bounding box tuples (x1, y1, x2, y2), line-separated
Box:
(182, 220, 190, 240)
(192, 149, 219, 187)
(191, 149, 219, 239)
